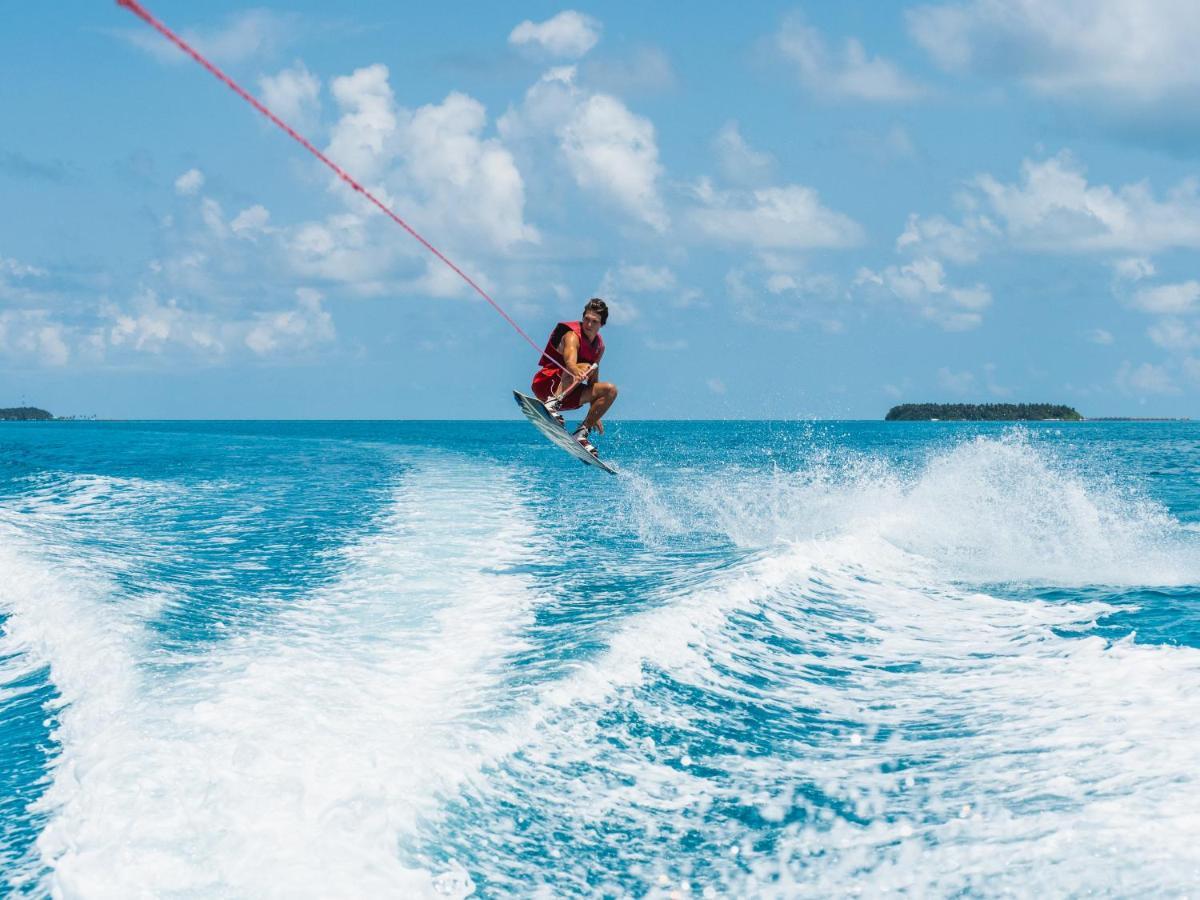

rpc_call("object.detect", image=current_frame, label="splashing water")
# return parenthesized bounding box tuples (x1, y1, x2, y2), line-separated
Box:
(1, 420, 1198, 896)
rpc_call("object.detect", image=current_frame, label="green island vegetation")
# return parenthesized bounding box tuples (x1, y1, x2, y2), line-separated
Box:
(886, 403, 1083, 421)
(0, 406, 54, 421)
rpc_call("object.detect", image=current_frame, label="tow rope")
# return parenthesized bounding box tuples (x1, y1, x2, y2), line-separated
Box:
(116, 0, 570, 376)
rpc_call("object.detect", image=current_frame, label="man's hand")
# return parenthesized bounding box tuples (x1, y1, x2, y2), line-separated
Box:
(573, 363, 596, 381)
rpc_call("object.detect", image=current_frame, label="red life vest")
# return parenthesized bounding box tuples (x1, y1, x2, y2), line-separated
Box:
(537, 320, 604, 381)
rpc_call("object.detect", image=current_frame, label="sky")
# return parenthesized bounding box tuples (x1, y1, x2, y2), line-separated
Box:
(3, 0, 1200, 419)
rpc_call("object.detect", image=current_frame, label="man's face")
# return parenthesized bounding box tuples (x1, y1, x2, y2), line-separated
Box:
(582, 310, 603, 338)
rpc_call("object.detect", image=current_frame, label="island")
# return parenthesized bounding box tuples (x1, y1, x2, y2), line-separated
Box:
(0, 406, 54, 421)
(886, 403, 1083, 421)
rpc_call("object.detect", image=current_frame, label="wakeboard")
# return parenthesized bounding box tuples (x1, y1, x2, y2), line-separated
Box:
(513, 390, 617, 475)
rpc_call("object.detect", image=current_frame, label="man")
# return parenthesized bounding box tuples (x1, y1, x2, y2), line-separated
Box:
(531, 298, 618, 455)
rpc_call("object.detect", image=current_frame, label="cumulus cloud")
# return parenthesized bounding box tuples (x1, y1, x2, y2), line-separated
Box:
(325, 64, 400, 185)
(104, 287, 334, 359)
(1129, 280, 1200, 315)
(174, 168, 205, 196)
(560, 93, 668, 231)
(231, 205, 272, 238)
(975, 153, 1200, 253)
(688, 178, 864, 249)
(302, 65, 536, 291)
(1112, 256, 1155, 282)
(909, 0, 1200, 103)
(1147, 318, 1200, 351)
(0, 310, 70, 366)
(856, 257, 991, 331)
(903, 153, 1200, 261)
(775, 11, 924, 101)
(286, 212, 398, 288)
(895, 212, 996, 264)
(501, 67, 668, 232)
(713, 122, 775, 187)
(259, 62, 321, 132)
(1086, 328, 1114, 345)
(243, 288, 334, 355)
(1115, 360, 1178, 395)
(509, 11, 601, 60)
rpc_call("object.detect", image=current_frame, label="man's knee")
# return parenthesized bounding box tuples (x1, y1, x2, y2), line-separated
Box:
(599, 382, 618, 400)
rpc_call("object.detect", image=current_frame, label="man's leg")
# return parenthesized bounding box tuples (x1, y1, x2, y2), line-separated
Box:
(580, 382, 618, 431)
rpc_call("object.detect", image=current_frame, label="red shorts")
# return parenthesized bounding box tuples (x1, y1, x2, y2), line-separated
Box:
(531, 372, 587, 411)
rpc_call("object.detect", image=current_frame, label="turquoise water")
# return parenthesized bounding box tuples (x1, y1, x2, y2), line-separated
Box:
(1, 420, 1198, 896)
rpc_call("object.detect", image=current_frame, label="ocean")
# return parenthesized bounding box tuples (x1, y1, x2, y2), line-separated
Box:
(1, 419, 1198, 897)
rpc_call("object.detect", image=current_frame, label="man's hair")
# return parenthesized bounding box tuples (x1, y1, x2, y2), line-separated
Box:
(583, 297, 609, 325)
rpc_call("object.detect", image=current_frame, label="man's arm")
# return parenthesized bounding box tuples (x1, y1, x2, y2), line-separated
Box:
(559, 331, 593, 381)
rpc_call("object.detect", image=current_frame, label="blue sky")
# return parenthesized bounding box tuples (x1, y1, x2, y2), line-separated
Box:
(3, 0, 1200, 418)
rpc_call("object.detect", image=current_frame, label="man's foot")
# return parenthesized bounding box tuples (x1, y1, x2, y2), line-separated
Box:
(542, 397, 565, 427)
(572, 423, 597, 457)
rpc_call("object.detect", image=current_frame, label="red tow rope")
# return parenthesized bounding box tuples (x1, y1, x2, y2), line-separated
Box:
(116, 0, 568, 374)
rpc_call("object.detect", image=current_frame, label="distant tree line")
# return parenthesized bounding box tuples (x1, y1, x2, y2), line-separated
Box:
(0, 407, 53, 421)
(885, 403, 1083, 421)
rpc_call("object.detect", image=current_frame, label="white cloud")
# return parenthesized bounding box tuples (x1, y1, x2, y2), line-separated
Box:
(724, 262, 844, 331)
(231, 205, 272, 238)
(856, 257, 991, 330)
(509, 11, 601, 60)
(896, 212, 996, 264)
(326, 64, 400, 185)
(200, 197, 227, 238)
(0, 256, 47, 279)
(174, 168, 205, 196)
(706, 377, 727, 395)
(259, 62, 321, 132)
(560, 93, 668, 232)
(1129, 281, 1200, 315)
(401, 92, 539, 250)
(596, 264, 681, 320)
(119, 9, 298, 66)
(244, 288, 334, 355)
(104, 287, 334, 359)
(500, 66, 668, 232)
(1086, 328, 1114, 345)
(1115, 360, 1178, 395)
(286, 212, 398, 287)
(0, 310, 70, 366)
(909, 0, 1200, 106)
(689, 180, 863, 249)
(776, 11, 924, 102)
(713, 122, 775, 187)
(974, 153, 1200, 253)
(1112, 256, 1155, 282)
(307, 65, 536, 291)
(1147, 318, 1200, 351)
(937, 366, 976, 395)
(606, 264, 676, 293)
